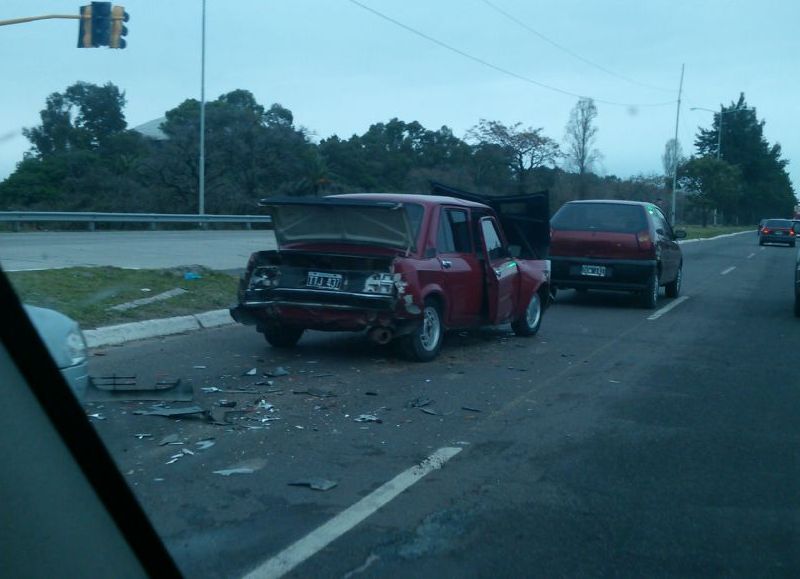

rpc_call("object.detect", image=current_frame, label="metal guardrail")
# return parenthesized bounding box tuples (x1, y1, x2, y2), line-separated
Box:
(0, 211, 271, 231)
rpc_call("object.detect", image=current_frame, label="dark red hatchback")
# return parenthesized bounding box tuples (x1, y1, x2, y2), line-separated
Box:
(549, 200, 686, 308)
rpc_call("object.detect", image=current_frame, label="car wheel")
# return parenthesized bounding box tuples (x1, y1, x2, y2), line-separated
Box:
(401, 300, 443, 362)
(640, 270, 660, 309)
(665, 263, 682, 298)
(262, 325, 304, 348)
(512, 291, 543, 337)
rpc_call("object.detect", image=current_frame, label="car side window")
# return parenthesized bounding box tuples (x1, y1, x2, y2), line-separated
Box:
(652, 209, 672, 238)
(437, 208, 471, 254)
(480, 218, 505, 260)
(436, 209, 455, 253)
(448, 210, 471, 253)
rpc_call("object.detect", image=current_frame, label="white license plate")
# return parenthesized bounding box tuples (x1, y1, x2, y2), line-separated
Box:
(581, 265, 607, 277)
(306, 271, 343, 290)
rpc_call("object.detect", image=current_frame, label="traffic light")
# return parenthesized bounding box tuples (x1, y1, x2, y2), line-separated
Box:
(77, 2, 128, 49)
(77, 3, 93, 48)
(109, 5, 129, 49)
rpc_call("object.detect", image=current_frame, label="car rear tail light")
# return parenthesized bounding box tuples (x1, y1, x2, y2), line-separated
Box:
(636, 230, 653, 251)
(762, 228, 771, 234)
(790, 229, 796, 236)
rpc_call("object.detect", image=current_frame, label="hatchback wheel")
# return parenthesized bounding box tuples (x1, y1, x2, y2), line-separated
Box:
(640, 270, 659, 309)
(512, 291, 543, 336)
(665, 264, 682, 298)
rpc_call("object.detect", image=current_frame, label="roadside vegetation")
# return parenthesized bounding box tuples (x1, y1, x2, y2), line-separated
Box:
(681, 225, 754, 240)
(9, 266, 238, 328)
(0, 83, 793, 224)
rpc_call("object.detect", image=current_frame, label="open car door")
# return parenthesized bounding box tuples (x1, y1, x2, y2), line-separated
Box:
(431, 182, 550, 259)
(479, 216, 520, 325)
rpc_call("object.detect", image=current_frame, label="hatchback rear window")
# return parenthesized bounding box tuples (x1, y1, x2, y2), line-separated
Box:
(764, 219, 792, 227)
(551, 203, 647, 233)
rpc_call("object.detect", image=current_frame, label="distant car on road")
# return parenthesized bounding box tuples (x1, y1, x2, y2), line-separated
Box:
(25, 305, 89, 401)
(231, 189, 551, 361)
(549, 200, 686, 309)
(759, 218, 795, 247)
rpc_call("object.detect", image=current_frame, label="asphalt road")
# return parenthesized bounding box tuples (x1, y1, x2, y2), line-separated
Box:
(0, 230, 275, 271)
(86, 231, 800, 578)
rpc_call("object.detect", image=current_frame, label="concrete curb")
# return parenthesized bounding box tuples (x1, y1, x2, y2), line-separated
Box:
(84, 308, 235, 348)
(678, 230, 751, 244)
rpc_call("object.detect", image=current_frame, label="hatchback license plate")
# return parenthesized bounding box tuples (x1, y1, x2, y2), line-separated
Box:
(581, 265, 606, 277)
(307, 271, 343, 290)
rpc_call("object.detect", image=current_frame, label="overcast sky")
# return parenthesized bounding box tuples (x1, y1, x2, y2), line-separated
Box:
(2, 0, 798, 195)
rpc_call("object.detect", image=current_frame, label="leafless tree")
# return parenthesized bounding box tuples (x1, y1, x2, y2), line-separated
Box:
(564, 98, 600, 198)
(661, 138, 684, 184)
(467, 119, 560, 194)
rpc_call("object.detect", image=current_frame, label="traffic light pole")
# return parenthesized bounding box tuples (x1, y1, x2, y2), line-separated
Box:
(0, 15, 80, 26)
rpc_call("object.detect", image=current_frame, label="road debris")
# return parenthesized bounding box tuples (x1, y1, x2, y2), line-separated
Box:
(608, 379, 621, 384)
(266, 366, 290, 377)
(134, 405, 205, 417)
(195, 439, 216, 450)
(292, 387, 336, 398)
(354, 414, 382, 423)
(419, 407, 441, 416)
(193, 365, 207, 369)
(183, 272, 202, 281)
(109, 288, 188, 312)
(288, 478, 338, 491)
(216, 400, 237, 408)
(365, 391, 379, 396)
(213, 458, 267, 476)
(243, 368, 258, 376)
(201, 387, 222, 393)
(134, 433, 153, 440)
(255, 399, 274, 411)
(406, 396, 433, 409)
(159, 434, 182, 446)
(461, 406, 482, 413)
(88, 413, 105, 420)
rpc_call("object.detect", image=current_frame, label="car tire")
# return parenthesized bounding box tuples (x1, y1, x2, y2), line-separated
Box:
(790, 241, 796, 248)
(665, 264, 682, 298)
(262, 325, 304, 348)
(640, 270, 660, 309)
(401, 299, 443, 362)
(512, 291, 543, 337)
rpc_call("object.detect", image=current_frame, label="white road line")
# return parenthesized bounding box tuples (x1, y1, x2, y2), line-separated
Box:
(721, 266, 736, 275)
(647, 296, 690, 321)
(747, 253, 755, 259)
(243, 446, 464, 579)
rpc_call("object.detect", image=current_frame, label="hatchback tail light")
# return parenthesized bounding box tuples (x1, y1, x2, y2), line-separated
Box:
(762, 228, 771, 234)
(636, 230, 653, 251)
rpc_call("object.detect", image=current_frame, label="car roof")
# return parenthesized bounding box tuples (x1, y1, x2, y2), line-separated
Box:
(331, 193, 490, 209)
(562, 199, 652, 207)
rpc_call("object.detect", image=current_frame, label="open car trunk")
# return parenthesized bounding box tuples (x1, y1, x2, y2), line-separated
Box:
(259, 197, 416, 252)
(430, 182, 550, 259)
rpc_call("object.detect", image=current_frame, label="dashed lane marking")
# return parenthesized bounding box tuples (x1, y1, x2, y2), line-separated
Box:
(647, 295, 690, 321)
(243, 446, 464, 579)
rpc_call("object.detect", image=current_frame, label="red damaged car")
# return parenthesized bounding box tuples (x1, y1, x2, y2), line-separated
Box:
(230, 187, 551, 361)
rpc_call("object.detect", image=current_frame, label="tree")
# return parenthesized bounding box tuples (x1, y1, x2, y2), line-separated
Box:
(661, 138, 684, 184)
(23, 82, 127, 157)
(679, 156, 742, 226)
(564, 98, 600, 198)
(694, 93, 795, 222)
(468, 120, 560, 194)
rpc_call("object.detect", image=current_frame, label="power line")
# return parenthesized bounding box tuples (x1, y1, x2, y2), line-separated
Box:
(478, 0, 675, 94)
(345, 0, 676, 109)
